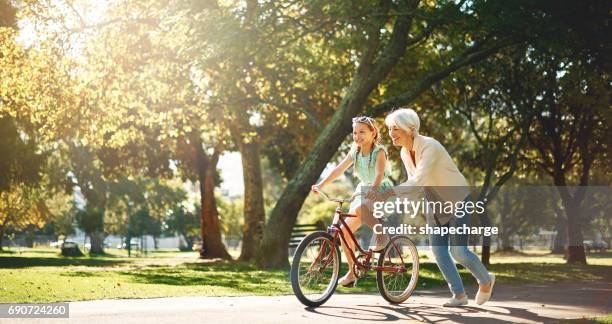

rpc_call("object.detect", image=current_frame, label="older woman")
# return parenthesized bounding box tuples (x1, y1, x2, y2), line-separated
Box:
(380, 108, 495, 307)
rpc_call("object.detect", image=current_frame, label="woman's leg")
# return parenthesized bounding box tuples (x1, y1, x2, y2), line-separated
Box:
(448, 214, 493, 290)
(430, 226, 466, 297)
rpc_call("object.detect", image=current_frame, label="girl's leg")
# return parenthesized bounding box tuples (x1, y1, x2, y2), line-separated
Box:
(355, 203, 388, 249)
(448, 214, 492, 290)
(430, 223, 466, 297)
(339, 215, 362, 279)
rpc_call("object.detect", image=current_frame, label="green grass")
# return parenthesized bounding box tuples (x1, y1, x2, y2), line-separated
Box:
(0, 248, 610, 303)
(558, 313, 612, 323)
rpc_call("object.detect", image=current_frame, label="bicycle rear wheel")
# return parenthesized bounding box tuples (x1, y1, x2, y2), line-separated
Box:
(290, 231, 340, 307)
(376, 235, 419, 304)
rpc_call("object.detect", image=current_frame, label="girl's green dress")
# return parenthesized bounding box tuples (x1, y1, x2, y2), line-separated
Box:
(349, 144, 394, 212)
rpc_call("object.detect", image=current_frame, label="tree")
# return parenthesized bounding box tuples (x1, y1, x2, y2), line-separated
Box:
(0, 153, 70, 250)
(0, 116, 45, 192)
(67, 144, 109, 254)
(490, 182, 552, 252)
(525, 55, 609, 263)
(20, 0, 235, 259)
(165, 205, 200, 251)
(258, 0, 522, 268)
(181, 0, 359, 261)
(104, 176, 187, 252)
(423, 47, 539, 264)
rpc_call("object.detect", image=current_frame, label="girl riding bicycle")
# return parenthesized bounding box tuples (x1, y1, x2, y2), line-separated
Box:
(311, 116, 392, 287)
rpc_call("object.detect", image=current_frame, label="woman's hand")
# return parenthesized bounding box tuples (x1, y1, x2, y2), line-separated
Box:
(364, 189, 377, 201)
(372, 189, 393, 201)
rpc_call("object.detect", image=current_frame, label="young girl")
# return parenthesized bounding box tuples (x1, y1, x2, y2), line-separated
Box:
(311, 116, 393, 287)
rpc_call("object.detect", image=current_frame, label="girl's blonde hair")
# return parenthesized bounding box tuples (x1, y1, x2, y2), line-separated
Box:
(352, 116, 381, 176)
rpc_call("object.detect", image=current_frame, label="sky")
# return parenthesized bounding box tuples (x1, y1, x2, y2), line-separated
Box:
(218, 152, 244, 196)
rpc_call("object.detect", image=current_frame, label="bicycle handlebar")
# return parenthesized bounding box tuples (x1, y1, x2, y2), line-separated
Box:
(314, 188, 357, 204)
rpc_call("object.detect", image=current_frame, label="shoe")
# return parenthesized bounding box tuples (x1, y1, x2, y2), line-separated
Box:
(476, 273, 495, 305)
(443, 295, 468, 307)
(370, 233, 389, 251)
(338, 273, 357, 288)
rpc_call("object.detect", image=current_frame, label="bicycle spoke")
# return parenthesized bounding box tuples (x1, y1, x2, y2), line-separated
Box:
(378, 236, 419, 302)
(296, 236, 339, 302)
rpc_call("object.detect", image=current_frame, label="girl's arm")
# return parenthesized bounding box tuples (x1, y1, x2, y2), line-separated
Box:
(370, 150, 387, 191)
(313, 154, 353, 191)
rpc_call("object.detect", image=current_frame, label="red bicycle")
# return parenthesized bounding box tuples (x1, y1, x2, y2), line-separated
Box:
(290, 190, 419, 307)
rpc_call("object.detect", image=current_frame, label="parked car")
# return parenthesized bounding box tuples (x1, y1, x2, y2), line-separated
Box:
(584, 240, 608, 252)
(50, 240, 64, 248)
(121, 239, 140, 249)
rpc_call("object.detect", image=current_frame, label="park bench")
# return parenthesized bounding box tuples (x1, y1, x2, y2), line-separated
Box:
(289, 221, 326, 254)
(61, 241, 84, 257)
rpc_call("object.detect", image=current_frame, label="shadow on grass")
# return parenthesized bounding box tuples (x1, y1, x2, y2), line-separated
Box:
(115, 260, 449, 295)
(60, 271, 99, 277)
(0, 256, 128, 268)
(0, 249, 60, 255)
(487, 262, 612, 283)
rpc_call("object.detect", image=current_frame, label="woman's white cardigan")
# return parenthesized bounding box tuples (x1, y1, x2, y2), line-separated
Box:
(393, 134, 471, 224)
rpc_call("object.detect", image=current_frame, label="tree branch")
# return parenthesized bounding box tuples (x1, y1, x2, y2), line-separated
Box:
(368, 37, 516, 117)
(369, 0, 419, 80)
(253, 98, 323, 131)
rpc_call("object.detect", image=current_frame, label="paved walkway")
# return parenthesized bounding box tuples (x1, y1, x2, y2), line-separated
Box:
(6, 280, 611, 323)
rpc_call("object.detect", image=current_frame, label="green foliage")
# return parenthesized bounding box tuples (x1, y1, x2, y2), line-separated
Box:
(50, 207, 76, 237)
(0, 116, 45, 192)
(104, 176, 188, 238)
(165, 205, 200, 249)
(298, 181, 354, 226)
(76, 207, 104, 234)
(216, 195, 243, 239)
(128, 209, 161, 238)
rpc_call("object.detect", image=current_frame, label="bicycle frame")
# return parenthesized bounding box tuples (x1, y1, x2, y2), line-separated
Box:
(311, 204, 407, 274)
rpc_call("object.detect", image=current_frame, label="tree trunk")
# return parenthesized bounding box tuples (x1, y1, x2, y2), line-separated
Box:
(549, 186, 567, 253)
(562, 202, 586, 263)
(89, 231, 105, 254)
(551, 214, 567, 254)
(556, 186, 587, 264)
(237, 140, 265, 262)
(500, 231, 513, 251)
(0, 223, 5, 251)
(181, 232, 194, 251)
(479, 210, 492, 266)
(195, 139, 231, 260)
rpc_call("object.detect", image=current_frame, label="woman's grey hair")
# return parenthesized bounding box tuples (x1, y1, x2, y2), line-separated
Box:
(385, 108, 420, 135)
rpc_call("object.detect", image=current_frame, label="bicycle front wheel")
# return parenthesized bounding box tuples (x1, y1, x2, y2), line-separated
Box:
(376, 235, 419, 304)
(290, 231, 340, 307)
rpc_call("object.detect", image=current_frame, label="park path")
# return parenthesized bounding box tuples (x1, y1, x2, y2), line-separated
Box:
(6, 280, 611, 323)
